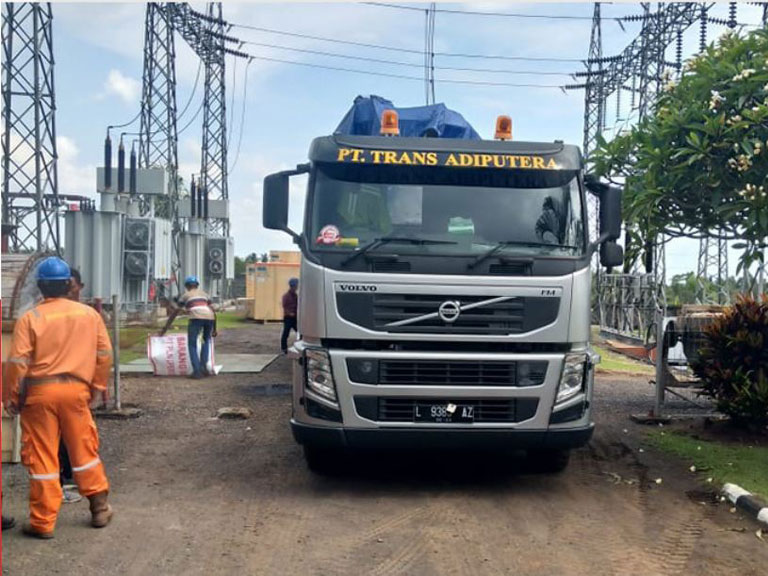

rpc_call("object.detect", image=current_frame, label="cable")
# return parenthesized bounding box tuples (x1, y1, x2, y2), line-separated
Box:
(241, 40, 578, 75)
(229, 59, 252, 175)
(227, 56, 237, 150)
(178, 60, 203, 120)
(243, 53, 564, 88)
(232, 23, 583, 63)
(363, 2, 600, 21)
(108, 109, 142, 132)
(178, 99, 204, 136)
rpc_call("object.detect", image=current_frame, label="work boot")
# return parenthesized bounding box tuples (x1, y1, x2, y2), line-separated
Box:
(2, 515, 16, 531)
(22, 522, 54, 539)
(88, 491, 113, 528)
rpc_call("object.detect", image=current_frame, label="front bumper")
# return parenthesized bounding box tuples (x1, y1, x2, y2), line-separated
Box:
(292, 419, 594, 450)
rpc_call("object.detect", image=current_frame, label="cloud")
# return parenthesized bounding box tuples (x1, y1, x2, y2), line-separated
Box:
(57, 136, 96, 197)
(102, 69, 141, 105)
(227, 153, 307, 256)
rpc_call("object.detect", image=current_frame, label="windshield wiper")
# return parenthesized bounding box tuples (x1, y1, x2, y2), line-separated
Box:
(467, 240, 579, 270)
(341, 236, 457, 266)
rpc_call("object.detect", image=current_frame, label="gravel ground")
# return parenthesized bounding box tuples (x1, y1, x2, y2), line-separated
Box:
(3, 323, 767, 575)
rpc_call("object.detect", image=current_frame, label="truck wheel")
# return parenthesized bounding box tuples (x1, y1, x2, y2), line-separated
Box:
(303, 445, 344, 475)
(527, 449, 571, 473)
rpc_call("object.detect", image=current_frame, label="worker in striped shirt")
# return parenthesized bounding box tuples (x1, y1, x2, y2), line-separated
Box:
(160, 275, 217, 379)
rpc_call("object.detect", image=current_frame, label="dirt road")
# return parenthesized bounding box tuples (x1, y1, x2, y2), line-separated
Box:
(3, 324, 767, 575)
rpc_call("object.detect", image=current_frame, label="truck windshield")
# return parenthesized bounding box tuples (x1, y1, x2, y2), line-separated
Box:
(309, 163, 586, 257)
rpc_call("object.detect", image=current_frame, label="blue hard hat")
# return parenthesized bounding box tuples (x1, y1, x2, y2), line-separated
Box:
(289, 277, 299, 287)
(36, 257, 71, 281)
(184, 275, 199, 286)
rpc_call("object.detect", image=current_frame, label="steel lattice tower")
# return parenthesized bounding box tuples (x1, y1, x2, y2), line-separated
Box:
(1, 2, 60, 253)
(139, 2, 181, 288)
(696, 237, 729, 303)
(424, 3, 436, 106)
(199, 1, 228, 237)
(583, 3, 604, 249)
(139, 4, 179, 179)
(582, 3, 604, 163)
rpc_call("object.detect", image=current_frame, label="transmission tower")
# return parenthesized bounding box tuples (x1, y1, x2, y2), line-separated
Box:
(696, 237, 729, 303)
(199, 1, 229, 237)
(582, 3, 604, 250)
(1, 2, 60, 253)
(424, 3, 436, 106)
(139, 2, 181, 286)
(139, 4, 179, 181)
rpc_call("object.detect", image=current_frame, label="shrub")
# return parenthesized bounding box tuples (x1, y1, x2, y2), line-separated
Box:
(692, 295, 768, 428)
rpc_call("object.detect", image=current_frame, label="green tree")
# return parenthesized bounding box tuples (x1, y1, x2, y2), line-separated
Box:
(593, 28, 768, 275)
(234, 253, 260, 276)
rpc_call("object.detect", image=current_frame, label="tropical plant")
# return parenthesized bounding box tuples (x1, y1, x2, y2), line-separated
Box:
(592, 28, 768, 275)
(691, 295, 768, 428)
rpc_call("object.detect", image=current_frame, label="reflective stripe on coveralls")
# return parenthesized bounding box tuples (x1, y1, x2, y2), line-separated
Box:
(6, 298, 113, 533)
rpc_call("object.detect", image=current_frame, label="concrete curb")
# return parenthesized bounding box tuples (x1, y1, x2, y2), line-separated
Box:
(722, 483, 768, 528)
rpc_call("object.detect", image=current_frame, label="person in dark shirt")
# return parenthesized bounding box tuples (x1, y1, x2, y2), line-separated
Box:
(280, 278, 299, 353)
(60, 269, 86, 503)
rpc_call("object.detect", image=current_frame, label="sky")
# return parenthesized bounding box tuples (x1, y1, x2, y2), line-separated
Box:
(46, 1, 766, 278)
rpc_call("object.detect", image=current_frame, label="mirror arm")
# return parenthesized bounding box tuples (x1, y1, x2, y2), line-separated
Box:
(588, 232, 612, 256)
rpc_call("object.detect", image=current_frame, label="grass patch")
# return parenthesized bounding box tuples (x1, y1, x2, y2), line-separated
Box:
(648, 430, 768, 498)
(116, 311, 250, 363)
(592, 343, 654, 375)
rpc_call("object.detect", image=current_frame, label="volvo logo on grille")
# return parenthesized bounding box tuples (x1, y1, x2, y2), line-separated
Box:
(438, 300, 462, 323)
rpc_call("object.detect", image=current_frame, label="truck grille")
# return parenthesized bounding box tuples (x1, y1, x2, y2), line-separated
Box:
(378, 360, 547, 386)
(336, 292, 560, 336)
(374, 294, 524, 334)
(354, 397, 539, 423)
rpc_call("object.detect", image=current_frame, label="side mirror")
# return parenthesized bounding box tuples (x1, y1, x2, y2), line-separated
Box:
(598, 185, 622, 241)
(262, 164, 309, 240)
(263, 173, 290, 231)
(600, 241, 624, 269)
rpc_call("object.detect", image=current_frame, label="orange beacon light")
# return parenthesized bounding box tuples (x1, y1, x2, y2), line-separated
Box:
(495, 115, 512, 141)
(380, 109, 400, 136)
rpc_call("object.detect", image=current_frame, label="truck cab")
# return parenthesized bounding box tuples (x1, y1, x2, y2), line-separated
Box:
(263, 109, 622, 473)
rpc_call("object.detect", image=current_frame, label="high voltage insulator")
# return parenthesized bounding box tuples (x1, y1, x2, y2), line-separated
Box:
(700, 6, 708, 51)
(676, 30, 683, 69)
(728, 1, 737, 28)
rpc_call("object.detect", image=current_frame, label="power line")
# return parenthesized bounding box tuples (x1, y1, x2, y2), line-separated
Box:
(178, 60, 203, 120)
(243, 53, 565, 88)
(108, 109, 142, 132)
(227, 56, 237, 150)
(363, 2, 601, 21)
(241, 40, 577, 75)
(229, 59, 252, 174)
(178, 98, 204, 136)
(231, 23, 584, 63)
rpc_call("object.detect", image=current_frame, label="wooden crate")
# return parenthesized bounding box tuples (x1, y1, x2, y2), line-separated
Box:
(2, 412, 21, 464)
(247, 261, 300, 321)
(2, 332, 22, 463)
(269, 250, 301, 264)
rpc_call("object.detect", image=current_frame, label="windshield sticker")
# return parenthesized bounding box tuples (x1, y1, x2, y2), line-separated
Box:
(336, 147, 560, 170)
(337, 237, 359, 247)
(316, 224, 341, 245)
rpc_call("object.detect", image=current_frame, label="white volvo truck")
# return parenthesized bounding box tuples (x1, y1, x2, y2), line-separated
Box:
(263, 111, 623, 473)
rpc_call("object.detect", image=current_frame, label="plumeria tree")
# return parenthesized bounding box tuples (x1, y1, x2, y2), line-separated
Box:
(592, 28, 768, 278)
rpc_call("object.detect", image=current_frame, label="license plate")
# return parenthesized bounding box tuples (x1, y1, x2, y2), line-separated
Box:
(414, 403, 474, 423)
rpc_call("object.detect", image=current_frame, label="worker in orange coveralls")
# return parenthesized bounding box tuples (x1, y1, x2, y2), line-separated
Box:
(3, 256, 114, 539)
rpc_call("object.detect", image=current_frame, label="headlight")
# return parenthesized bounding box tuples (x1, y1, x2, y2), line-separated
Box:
(556, 353, 587, 404)
(305, 348, 337, 403)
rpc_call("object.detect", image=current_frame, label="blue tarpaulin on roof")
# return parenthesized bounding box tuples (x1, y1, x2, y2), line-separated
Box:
(335, 95, 481, 140)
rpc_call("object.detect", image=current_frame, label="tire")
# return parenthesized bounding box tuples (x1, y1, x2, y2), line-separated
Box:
(303, 445, 345, 476)
(527, 449, 571, 473)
